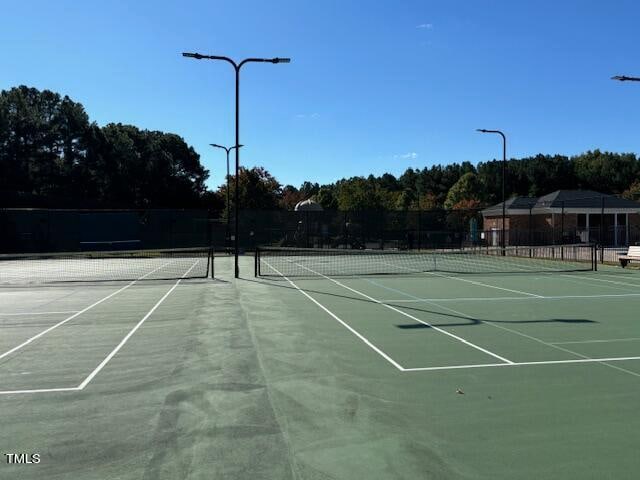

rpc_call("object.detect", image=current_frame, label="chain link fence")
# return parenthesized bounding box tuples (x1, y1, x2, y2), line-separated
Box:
(3, 196, 639, 266)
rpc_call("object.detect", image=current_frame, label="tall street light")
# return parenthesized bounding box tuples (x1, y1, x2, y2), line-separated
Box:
(210, 143, 243, 247)
(183, 52, 290, 278)
(611, 74, 640, 248)
(611, 75, 640, 82)
(477, 129, 507, 251)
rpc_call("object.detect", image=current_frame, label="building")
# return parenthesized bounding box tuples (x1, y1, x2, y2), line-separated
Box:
(481, 190, 640, 247)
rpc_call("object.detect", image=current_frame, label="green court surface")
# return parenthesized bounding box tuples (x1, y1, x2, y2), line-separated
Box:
(2, 255, 640, 479)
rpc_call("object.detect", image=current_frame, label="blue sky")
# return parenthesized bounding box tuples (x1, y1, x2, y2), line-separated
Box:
(2, 0, 639, 190)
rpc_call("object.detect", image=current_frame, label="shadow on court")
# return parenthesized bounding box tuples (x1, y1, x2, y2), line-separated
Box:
(396, 318, 595, 329)
(242, 277, 599, 328)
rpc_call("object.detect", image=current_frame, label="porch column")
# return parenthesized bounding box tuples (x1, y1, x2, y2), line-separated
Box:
(586, 213, 590, 243)
(626, 213, 630, 245)
(614, 213, 618, 247)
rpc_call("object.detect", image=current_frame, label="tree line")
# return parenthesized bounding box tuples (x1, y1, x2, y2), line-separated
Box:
(2, 85, 640, 212)
(251, 151, 640, 212)
(0, 86, 210, 208)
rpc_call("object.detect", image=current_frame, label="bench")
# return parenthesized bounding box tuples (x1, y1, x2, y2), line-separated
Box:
(619, 246, 640, 267)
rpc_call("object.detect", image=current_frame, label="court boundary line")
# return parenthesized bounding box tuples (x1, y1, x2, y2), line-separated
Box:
(261, 260, 404, 370)
(403, 356, 640, 372)
(0, 260, 174, 364)
(0, 386, 82, 395)
(377, 292, 640, 303)
(254, 256, 640, 374)
(0, 311, 80, 316)
(365, 274, 640, 378)
(78, 261, 200, 389)
(289, 261, 514, 364)
(0, 261, 196, 396)
(373, 258, 544, 298)
(551, 337, 640, 345)
(563, 274, 640, 289)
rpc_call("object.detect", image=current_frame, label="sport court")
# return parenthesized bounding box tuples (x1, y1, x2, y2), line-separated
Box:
(1, 247, 640, 479)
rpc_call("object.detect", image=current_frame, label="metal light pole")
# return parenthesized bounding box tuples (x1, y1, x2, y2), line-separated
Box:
(610, 75, 639, 253)
(210, 143, 242, 247)
(612, 75, 640, 82)
(183, 52, 290, 278)
(477, 129, 507, 252)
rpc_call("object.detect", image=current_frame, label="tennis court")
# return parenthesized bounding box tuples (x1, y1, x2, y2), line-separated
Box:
(1, 247, 640, 478)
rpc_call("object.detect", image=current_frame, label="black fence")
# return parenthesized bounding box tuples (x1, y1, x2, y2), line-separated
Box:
(237, 209, 485, 251)
(239, 207, 639, 251)
(2, 205, 638, 255)
(0, 209, 217, 254)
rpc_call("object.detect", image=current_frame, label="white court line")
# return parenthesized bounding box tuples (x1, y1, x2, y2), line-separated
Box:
(403, 356, 640, 372)
(0, 311, 79, 316)
(290, 261, 514, 364)
(0, 387, 82, 395)
(0, 386, 82, 395)
(598, 272, 640, 284)
(563, 274, 640, 289)
(552, 337, 640, 345)
(376, 259, 543, 298)
(256, 257, 640, 376)
(378, 292, 640, 303)
(77, 260, 200, 389)
(0, 260, 173, 363)
(0, 261, 179, 396)
(367, 277, 640, 378)
(261, 261, 404, 371)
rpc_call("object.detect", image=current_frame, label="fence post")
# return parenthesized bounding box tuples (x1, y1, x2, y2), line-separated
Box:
(528, 206, 532, 257)
(417, 209, 422, 250)
(305, 211, 309, 248)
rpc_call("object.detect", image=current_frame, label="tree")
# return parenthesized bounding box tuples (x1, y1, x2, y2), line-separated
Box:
(444, 172, 483, 210)
(416, 192, 439, 210)
(0, 85, 91, 204)
(95, 124, 208, 207)
(280, 185, 304, 210)
(573, 150, 639, 193)
(315, 186, 338, 209)
(0, 85, 211, 208)
(378, 173, 400, 192)
(299, 181, 320, 198)
(220, 166, 281, 212)
(622, 179, 640, 201)
(395, 188, 416, 210)
(335, 177, 386, 210)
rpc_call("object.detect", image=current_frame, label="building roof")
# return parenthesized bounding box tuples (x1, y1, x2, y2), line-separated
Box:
(481, 190, 640, 216)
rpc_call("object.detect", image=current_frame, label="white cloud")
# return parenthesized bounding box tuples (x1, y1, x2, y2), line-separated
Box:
(394, 152, 419, 160)
(416, 23, 433, 29)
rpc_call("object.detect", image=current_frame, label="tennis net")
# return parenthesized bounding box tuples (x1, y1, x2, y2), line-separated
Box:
(0, 247, 212, 285)
(255, 245, 597, 277)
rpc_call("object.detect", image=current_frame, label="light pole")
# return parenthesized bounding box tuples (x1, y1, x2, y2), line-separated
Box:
(183, 52, 290, 278)
(612, 75, 640, 82)
(611, 75, 639, 250)
(210, 143, 242, 247)
(477, 129, 507, 251)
